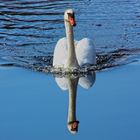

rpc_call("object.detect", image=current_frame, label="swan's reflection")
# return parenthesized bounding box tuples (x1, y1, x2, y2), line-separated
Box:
(54, 72, 96, 134)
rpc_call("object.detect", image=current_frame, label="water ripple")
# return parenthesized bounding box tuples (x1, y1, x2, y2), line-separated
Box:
(0, 0, 140, 68)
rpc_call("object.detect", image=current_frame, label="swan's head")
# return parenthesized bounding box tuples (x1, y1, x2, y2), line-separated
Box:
(64, 9, 76, 26)
(67, 120, 79, 134)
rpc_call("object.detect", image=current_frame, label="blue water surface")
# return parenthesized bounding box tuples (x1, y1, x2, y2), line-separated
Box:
(0, 61, 140, 140)
(0, 0, 140, 139)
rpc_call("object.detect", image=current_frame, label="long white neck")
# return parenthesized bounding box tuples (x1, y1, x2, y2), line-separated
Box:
(67, 78, 78, 123)
(65, 21, 79, 68)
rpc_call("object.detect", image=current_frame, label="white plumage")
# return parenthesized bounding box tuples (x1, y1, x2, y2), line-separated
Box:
(53, 37, 96, 67)
(53, 37, 96, 90)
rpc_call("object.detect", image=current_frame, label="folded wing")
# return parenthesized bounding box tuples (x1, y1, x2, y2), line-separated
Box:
(75, 38, 96, 66)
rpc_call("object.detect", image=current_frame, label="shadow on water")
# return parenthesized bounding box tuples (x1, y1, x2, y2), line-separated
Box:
(53, 71, 96, 134)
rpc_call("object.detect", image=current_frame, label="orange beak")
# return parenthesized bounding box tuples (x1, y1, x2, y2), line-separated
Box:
(72, 122, 78, 129)
(69, 17, 76, 26)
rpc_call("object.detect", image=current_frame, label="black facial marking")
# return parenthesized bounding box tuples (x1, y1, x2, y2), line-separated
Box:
(67, 13, 75, 19)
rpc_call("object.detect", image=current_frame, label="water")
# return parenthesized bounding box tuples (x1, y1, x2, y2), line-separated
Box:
(0, 63, 140, 139)
(0, 1, 140, 139)
(0, 0, 140, 71)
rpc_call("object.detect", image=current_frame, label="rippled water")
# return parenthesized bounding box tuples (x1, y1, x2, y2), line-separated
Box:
(0, 0, 140, 70)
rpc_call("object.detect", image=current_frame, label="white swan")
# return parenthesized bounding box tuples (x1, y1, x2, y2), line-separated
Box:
(53, 9, 96, 69)
(54, 74, 96, 134)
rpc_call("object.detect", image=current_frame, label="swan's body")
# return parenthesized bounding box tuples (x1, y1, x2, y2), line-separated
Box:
(53, 9, 96, 69)
(53, 38, 96, 67)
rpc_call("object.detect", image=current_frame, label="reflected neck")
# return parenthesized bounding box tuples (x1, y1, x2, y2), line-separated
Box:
(65, 20, 78, 68)
(67, 78, 78, 123)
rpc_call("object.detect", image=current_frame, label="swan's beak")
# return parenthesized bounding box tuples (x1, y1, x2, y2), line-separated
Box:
(69, 17, 76, 27)
(67, 121, 79, 134)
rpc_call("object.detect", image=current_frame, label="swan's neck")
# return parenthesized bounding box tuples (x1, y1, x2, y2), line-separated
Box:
(67, 78, 78, 123)
(65, 21, 78, 68)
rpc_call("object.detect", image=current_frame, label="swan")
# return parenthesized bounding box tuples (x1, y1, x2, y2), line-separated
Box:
(54, 74, 96, 134)
(53, 9, 96, 69)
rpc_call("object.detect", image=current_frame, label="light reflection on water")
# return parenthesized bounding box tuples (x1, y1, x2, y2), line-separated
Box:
(54, 72, 96, 133)
(0, 65, 140, 139)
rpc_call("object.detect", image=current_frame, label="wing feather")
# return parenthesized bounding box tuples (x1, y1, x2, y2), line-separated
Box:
(75, 38, 96, 66)
(53, 37, 68, 67)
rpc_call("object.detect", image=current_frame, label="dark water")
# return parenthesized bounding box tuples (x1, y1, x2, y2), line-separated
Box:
(0, 0, 140, 69)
